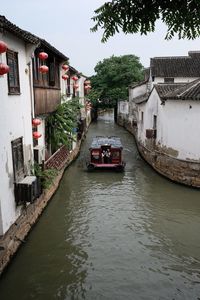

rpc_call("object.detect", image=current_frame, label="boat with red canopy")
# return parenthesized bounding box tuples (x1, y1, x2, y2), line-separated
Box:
(87, 136, 125, 171)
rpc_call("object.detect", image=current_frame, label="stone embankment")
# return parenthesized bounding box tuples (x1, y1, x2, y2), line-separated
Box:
(0, 139, 83, 275)
(117, 114, 200, 188)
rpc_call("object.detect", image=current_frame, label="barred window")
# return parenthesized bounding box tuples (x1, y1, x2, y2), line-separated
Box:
(67, 77, 71, 95)
(32, 52, 60, 88)
(11, 137, 24, 182)
(7, 50, 20, 94)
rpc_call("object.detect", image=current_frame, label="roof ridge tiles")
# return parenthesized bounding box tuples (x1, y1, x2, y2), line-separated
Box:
(151, 56, 189, 59)
(177, 78, 200, 98)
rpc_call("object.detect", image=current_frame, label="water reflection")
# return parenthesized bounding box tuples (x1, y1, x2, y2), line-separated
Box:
(0, 110, 200, 299)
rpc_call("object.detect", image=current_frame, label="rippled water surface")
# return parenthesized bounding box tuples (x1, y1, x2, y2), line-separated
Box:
(0, 111, 200, 300)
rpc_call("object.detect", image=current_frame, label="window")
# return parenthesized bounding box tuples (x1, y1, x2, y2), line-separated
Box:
(153, 115, 157, 129)
(49, 58, 59, 87)
(11, 137, 24, 182)
(164, 77, 174, 83)
(6, 50, 20, 94)
(32, 56, 40, 82)
(67, 77, 71, 95)
(49, 61, 55, 86)
(72, 83, 76, 98)
(141, 111, 144, 123)
(32, 52, 60, 88)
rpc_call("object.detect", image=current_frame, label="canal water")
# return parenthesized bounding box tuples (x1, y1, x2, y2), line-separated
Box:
(0, 111, 200, 300)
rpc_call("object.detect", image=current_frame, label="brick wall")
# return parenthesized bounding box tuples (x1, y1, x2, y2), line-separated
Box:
(45, 145, 70, 170)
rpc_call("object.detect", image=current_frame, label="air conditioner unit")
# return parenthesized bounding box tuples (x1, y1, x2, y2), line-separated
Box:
(34, 146, 45, 164)
(14, 176, 40, 205)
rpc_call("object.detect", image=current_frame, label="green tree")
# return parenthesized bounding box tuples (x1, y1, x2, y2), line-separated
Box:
(88, 55, 143, 107)
(46, 97, 82, 152)
(91, 0, 200, 42)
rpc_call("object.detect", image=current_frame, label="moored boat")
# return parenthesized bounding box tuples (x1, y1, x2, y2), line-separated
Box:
(87, 136, 126, 171)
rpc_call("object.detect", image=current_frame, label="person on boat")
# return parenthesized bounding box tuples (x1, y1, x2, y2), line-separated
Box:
(106, 149, 111, 163)
(102, 150, 106, 163)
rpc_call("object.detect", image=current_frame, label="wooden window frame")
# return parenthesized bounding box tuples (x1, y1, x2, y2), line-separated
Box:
(6, 50, 20, 95)
(32, 53, 60, 89)
(11, 137, 25, 182)
(67, 77, 71, 96)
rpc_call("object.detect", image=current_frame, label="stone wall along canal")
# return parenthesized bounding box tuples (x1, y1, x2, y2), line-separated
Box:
(0, 111, 200, 299)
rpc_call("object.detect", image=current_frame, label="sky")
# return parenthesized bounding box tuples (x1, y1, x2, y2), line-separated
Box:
(1, 0, 200, 76)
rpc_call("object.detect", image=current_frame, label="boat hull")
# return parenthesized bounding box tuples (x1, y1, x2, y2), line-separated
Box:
(87, 163, 125, 172)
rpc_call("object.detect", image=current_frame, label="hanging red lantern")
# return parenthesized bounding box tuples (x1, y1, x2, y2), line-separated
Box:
(0, 41, 8, 54)
(39, 65, 49, 73)
(62, 74, 69, 80)
(0, 63, 10, 75)
(62, 64, 69, 71)
(84, 80, 91, 85)
(33, 132, 42, 139)
(38, 52, 48, 60)
(32, 118, 41, 126)
(72, 76, 78, 81)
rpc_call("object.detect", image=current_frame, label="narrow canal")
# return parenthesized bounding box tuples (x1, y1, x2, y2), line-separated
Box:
(0, 111, 200, 300)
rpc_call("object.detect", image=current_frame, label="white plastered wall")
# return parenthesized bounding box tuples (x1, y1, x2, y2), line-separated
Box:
(0, 32, 35, 234)
(158, 99, 200, 160)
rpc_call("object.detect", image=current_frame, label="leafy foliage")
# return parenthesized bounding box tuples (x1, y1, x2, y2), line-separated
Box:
(46, 97, 82, 152)
(88, 55, 144, 107)
(32, 163, 58, 190)
(91, 0, 200, 42)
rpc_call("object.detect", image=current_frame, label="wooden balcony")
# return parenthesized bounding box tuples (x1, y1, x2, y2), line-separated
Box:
(34, 87, 61, 115)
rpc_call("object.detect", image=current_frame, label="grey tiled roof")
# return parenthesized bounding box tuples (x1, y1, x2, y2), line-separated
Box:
(0, 15, 68, 60)
(161, 79, 200, 100)
(90, 137, 123, 149)
(129, 80, 148, 88)
(132, 93, 149, 104)
(39, 38, 68, 61)
(154, 84, 185, 99)
(0, 15, 38, 44)
(151, 52, 200, 77)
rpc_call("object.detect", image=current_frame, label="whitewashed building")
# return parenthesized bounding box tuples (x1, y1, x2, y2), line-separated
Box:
(0, 16, 39, 235)
(124, 51, 200, 187)
(0, 15, 89, 236)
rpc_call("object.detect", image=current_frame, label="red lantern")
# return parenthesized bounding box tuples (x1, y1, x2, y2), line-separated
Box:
(62, 64, 69, 71)
(62, 74, 69, 80)
(33, 132, 42, 139)
(0, 41, 8, 54)
(32, 118, 41, 126)
(39, 65, 49, 73)
(38, 52, 48, 60)
(0, 63, 9, 75)
(72, 76, 78, 81)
